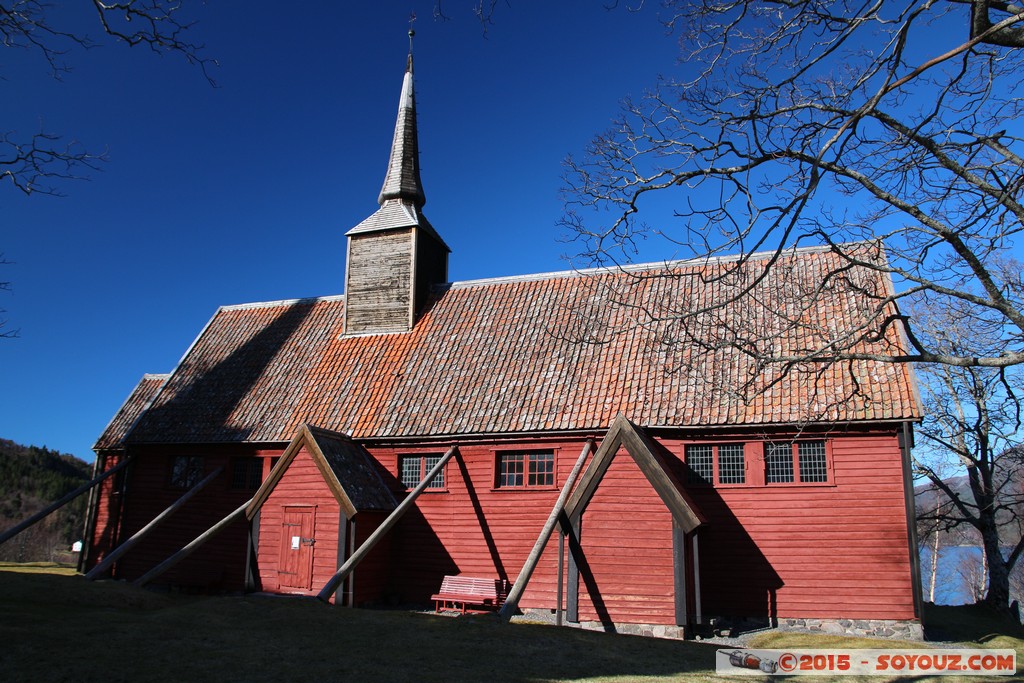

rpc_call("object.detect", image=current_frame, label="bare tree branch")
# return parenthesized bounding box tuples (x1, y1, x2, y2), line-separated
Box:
(3, 1, 216, 336)
(2, 0, 215, 196)
(0, 253, 16, 338)
(1, 130, 105, 196)
(913, 298, 1024, 612)
(563, 0, 1024, 373)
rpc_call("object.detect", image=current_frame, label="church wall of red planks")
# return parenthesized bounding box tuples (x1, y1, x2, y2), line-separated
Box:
(86, 426, 917, 625)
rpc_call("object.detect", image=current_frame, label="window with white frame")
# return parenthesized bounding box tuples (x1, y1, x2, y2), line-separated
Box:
(399, 454, 445, 490)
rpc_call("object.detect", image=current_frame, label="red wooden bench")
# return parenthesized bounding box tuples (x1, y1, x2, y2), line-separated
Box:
(431, 575, 507, 613)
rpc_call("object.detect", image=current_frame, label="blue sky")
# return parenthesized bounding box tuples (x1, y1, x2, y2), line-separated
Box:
(3, 2, 687, 462)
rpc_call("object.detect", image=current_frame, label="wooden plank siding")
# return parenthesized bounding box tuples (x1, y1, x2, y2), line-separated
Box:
(368, 428, 916, 623)
(255, 445, 341, 597)
(84, 453, 127, 568)
(576, 447, 677, 625)
(373, 441, 568, 607)
(90, 426, 916, 623)
(344, 229, 414, 334)
(678, 433, 916, 621)
(98, 445, 278, 591)
(413, 232, 448, 317)
(253, 445, 392, 605)
(347, 510, 392, 605)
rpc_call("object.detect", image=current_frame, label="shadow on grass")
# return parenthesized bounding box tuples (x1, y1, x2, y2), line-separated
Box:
(922, 602, 1024, 643)
(0, 571, 720, 683)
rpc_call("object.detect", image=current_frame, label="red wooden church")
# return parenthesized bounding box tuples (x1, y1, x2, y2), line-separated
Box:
(82, 46, 924, 639)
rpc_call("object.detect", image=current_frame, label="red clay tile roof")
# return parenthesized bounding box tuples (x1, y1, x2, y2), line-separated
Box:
(94, 374, 169, 450)
(122, 245, 920, 445)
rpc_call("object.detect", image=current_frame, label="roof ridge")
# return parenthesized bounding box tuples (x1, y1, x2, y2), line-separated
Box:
(220, 294, 345, 312)
(171, 243, 854, 310)
(445, 242, 842, 290)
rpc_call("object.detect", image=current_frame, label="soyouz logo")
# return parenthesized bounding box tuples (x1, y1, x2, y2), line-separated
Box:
(715, 648, 1017, 676)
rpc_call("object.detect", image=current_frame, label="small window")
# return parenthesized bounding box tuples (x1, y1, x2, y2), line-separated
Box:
(686, 444, 745, 485)
(718, 444, 746, 484)
(170, 455, 204, 489)
(528, 452, 555, 486)
(765, 443, 795, 483)
(498, 451, 555, 488)
(230, 457, 263, 490)
(399, 454, 445, 490)
(766, 441, 828, 484)
(798, 441, 828, 483)
(686, 445, 714, 485)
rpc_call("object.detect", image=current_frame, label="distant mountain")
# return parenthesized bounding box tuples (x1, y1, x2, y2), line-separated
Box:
(915, 475, 982, 547)
(0, 439, 91, 563)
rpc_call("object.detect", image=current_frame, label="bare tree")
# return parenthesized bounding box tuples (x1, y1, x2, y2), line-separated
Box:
(562, 0, 1024, 374)
(2, 0, 215, 196)
(914, 297, 1024, 616)
(3, 1, 214, 336)
(432, 0, 507, 27)
(0, 253, 13, 338)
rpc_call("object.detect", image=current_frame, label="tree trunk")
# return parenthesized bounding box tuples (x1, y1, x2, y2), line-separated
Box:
(929, 526, 939, 603)
(980, 518, 1012, 614)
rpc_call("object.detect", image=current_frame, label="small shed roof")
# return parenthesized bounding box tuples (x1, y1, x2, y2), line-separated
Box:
(246, 424, 397, 520)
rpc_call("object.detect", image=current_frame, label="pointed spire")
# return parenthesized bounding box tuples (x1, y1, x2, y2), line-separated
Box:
(342, 32, 449, 336)
(377, 31, 425, 208)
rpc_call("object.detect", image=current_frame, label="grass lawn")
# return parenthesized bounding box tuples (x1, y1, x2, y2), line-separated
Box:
(1, 565, 1022, 682)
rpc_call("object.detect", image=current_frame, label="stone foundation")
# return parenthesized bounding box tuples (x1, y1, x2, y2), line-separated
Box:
(575, 620, 689, 640)
(776, 617, 923, 640)
(514, 609, 923, 641)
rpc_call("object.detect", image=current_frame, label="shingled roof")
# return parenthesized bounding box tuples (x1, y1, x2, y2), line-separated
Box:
(346, 52, 447, 249)
(121, 245, 920, 445)
(94, 374, 169, 450)
(246, 424, 396, 520)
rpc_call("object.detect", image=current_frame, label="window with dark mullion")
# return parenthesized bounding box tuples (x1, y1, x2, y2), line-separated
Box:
(798, 441, 828, 482)
(765, 440, 828, 483)
(686, 445, 714, 485)
(230, 457, 263, 490)
(718, 444, 745, 484)
(399, 454, 445, 490)
(169, 455, 204, 489)
(686, 444, 745, 485)
(765, 443, 795, 483)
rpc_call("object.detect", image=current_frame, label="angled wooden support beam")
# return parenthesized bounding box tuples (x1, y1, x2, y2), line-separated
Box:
(498, 439, 593, 621)
(134, 497, 253, 587)
(565, 516, 582, 624)
(317, 445, 457, 603)
(556, 530, 565, 627)
(0, 456, 134, 547)
(85, 467, 224, 580)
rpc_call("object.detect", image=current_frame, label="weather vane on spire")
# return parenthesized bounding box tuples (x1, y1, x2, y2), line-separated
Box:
(409, 12, 417, 51)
